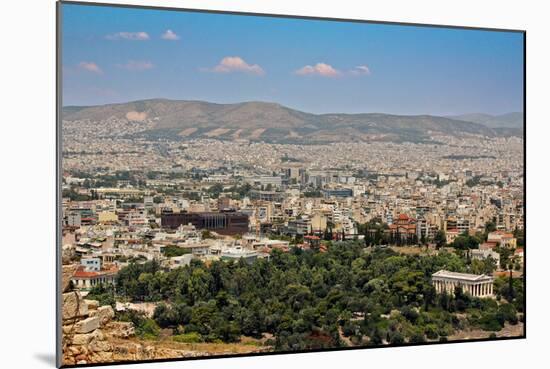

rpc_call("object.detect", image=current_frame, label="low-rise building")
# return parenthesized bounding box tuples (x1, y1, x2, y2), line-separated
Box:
(71, 265, 118, 291)
(471, 248, 500, 268)
(487, 231, 517, 248)
(432, 270, 494, 298)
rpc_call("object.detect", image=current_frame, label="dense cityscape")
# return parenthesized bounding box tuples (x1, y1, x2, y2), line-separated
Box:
(60, 110, 525, 365)
(59, 3, 524, 366)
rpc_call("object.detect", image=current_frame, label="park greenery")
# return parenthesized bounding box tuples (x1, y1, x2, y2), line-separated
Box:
(88, 241, 523, 350)
(162, 245, 191, 258)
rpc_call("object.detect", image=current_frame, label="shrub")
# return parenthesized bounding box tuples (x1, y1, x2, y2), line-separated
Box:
(478, 312, 504, 331)
(425, 324, 439, 340)
(139, 319, 161, 339)
(173, 332, 202, 343)
(498, 304, 518, 324)
(389, 332, 405, 345)
(409, 331, 426, 343)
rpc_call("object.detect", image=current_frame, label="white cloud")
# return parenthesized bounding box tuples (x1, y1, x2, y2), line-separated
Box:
(78, 61, 102, 74)
(117, 60, 154, 71)
(295, 63, 341, 77)
(204, 56, 265, 75)
(295, 63, 371, 77)
(350, 65, 371, 75)
(161, 29, 180, 40)
(106, 31, 150, 41)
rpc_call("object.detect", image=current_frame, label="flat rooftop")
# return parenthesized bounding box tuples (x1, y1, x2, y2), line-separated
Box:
(432, 270, 492, 281)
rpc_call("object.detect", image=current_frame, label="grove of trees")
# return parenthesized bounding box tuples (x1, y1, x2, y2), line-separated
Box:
(87, 241, 523, 350)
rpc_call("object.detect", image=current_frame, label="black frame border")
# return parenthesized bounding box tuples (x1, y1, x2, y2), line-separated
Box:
(56, 1, 527, 367)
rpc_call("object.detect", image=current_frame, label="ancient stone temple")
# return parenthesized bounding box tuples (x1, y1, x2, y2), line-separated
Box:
(431, 270, 494, 298)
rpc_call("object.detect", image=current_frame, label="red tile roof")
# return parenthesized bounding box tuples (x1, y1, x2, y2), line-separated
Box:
(72, 265, 118, 279)
(304, 235, 320, 240)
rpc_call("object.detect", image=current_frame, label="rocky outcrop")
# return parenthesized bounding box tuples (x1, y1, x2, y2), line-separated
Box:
(103, 321, 135, 339)
(62, 292, 119, 365)
(90, 305, 115, 326)
(62, 291, 88, 320)
(62, 291, 192, 365)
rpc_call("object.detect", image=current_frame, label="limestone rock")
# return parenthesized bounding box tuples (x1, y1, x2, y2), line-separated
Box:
(85, 299, 99, 311)
(68, 346, 80, 355)
(90, 340, 112, 353)
(72, 329, 103, 345)
(105, 321, 135, 338)
(91, 329, 104, 341)
(72, 333, 94, 345)
(62, 325, 74, 335)
(90, 305, 114, 326)
(113, 346, 128, 355)
(89, 351, 114, 363)
(75, 316, 100, 334)
(62, 265, 77, 293)
(63, 292, 88, 320)
(63, 355, 76, 365)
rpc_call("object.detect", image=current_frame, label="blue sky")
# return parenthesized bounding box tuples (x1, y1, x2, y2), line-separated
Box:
(61, 3, 524, 115)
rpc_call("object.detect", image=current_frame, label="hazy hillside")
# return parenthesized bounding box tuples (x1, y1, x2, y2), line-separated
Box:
(448, 112, 523, 129)
(62, 99, 521, 143)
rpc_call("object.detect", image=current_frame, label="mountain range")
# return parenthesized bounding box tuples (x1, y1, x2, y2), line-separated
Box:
(447, 112, 523, 129)
(63, 99, 523, 144)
